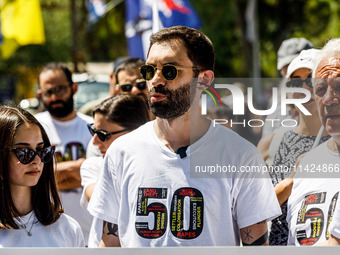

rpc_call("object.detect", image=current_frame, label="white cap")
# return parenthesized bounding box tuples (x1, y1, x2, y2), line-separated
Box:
(286, 49, 321, 78)
(277, 38, 313, 71)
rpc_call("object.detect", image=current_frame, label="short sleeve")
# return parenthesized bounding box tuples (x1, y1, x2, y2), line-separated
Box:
(87, 147, 121, 224)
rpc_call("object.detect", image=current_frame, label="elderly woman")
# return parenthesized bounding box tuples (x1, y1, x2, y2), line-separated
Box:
(258, 48, 330, 245)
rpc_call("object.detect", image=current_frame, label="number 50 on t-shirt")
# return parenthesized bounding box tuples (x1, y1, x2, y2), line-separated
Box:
(296, 192, 338, 245)
(135, 187, 204, 239)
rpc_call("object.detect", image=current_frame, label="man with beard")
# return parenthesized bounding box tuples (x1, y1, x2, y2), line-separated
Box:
(114, 58, 147, 101)
(35, 62, 93, 245)
(88, 26, 281, 247)
(114, 57, 154, 121)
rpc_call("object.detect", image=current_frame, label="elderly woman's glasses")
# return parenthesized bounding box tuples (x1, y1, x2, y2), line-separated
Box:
(286, 74, 313, 88)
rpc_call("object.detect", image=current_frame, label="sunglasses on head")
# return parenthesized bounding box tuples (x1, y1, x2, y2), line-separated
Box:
(139, 64, 201, 81)
(10, 146, 56, 165)
(119, 79, 147, 93)
(87, 123, 129, 142)
(286, 74, 313, 88)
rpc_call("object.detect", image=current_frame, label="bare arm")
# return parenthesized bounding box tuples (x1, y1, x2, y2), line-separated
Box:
(257, 134, 291, 205)
(55, 158, 85, 190)
(85, 183, 96, 201)
(275, 153, 305, 206)
(240, 220, 269, 246)
(99, 221, 121, 247)
(318, 234, 340, 246)
(274, 178, 293, 206)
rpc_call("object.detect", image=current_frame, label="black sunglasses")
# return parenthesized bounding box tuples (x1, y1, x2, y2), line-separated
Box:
(119, 79, 147, 93)
(10, 146, 56, 165)
(286, 75, 313, 88)
(87, 123, 129, 142)
(139, 64, 201, 81)
(41, 85, 70, 98)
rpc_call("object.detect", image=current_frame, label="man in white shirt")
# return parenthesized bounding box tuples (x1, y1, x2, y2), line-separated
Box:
(287, 38, 340, 246)
(35, 62, 93, 245)
(88, 26, 281, 247)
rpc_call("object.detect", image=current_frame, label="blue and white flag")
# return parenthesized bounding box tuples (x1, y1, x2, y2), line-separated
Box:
(125, 0, 202, 59)
(87, 0, 107, 26)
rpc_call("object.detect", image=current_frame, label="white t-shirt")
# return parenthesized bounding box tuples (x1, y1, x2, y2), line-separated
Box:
(0, 212, 84, 247)
(88, 120, 281, 247)
(329, 198, 340, 239)
(80, 156, 102, 208)
(35, 111, 93, 245)
(80, 156, 103, 247)
(287, 142, 340, 246)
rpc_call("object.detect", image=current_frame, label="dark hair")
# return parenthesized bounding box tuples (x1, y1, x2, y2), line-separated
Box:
(149, 26, 215, 72)
(114, 58, 145, 84)
(0, 105, 62, 229)
(92, 94, 150, 130)
(38, 62, 73, 87)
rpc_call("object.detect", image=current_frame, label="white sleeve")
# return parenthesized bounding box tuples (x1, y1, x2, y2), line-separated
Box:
(329, 198, 340, 239)
(232, 150, 282, 229)
(62, 214, 86, 247)
(87, 147, 121, 224)
(80, 157, 103, 208)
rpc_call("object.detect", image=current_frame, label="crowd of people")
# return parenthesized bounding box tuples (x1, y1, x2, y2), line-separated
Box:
(0, 25, 340, 248)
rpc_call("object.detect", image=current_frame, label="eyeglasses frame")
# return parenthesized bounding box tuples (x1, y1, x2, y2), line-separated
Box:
(118, 79, 147, 93)
(139, 64, 202, 81)
(87, 123, 130, 142)
(10, 146, 56, 164)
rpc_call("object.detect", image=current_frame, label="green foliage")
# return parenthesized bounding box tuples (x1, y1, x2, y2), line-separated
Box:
(86, 2, 127, 61)
(2, 0, 340, 102)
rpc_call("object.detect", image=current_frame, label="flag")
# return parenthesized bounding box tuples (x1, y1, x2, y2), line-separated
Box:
(125, 0, 202, 59)
(86, 0, 107, 27)
(0, 0, 45, 59)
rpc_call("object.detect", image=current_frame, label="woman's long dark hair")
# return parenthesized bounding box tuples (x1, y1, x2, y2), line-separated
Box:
(92, 94, 150, 129)
(0, 105, 62, 229)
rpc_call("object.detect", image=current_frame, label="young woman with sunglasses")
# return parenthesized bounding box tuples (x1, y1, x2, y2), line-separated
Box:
(0, 105, 84, 247)
(258, 49, 330, 245)
(80, 94, 149, 247)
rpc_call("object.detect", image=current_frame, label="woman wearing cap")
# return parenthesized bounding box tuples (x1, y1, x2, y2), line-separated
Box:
(258, 49, 330, 245)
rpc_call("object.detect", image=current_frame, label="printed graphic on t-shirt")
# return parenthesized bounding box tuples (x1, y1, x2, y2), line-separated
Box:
(54, 142, 85, 162)
(295, 192, 338, 245)
(135, 187, 204, 240)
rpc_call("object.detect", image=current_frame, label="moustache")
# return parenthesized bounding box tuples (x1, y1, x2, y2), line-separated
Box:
(50, 100, 65, 107)
(148, 86, 171, 96)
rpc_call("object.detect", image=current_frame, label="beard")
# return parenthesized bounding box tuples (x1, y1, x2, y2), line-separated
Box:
(43, 94, 74, 118)
(148, 82, 196, 119)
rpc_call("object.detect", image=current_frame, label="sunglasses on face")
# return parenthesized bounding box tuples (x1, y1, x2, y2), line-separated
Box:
(87, 123, 129, 142)
(10, 146, 56, 165)
(286, 75, 313, 88)
(139, 64, 201, 81)
(119, 79, 147, 93)
(41, 85, 70, 98)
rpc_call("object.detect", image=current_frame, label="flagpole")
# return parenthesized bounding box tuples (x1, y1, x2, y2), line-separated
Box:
(152, 1, 161, 33)
(246, 0, 263, 107)
(71, 0, 79, 72)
